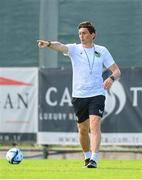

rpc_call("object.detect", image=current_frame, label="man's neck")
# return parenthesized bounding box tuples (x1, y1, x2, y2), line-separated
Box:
(82, 42, 94, 48)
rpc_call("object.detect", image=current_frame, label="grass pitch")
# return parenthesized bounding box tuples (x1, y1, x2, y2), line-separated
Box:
(0, 159, 142, 179)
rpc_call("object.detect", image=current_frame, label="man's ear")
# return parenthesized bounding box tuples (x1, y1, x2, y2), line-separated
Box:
(92, 33, 96, 40)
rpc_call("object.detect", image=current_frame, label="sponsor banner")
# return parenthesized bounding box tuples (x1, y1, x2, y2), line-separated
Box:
(102, 133, 142, 145)
(38, 132, 142, 145)
(38, 67, 142, 145)
(0, 68, 38, 142)
(0, 133, 36, 143)
(101, 68, 142, 133)
(38, 132, 79, 145)
(38, 68, 76, 133)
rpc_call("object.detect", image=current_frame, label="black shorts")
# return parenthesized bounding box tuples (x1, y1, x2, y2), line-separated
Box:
(71, 95, 105, 123)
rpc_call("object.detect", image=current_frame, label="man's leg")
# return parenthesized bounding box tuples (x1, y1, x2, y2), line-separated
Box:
(77, 119, 91, 166)
(90, 115, 101, 153)
(77, 119, 90, 152)
(87, 115, 101, 168)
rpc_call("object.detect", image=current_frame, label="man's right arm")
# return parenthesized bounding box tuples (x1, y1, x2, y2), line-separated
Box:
(37, 40, 68, 54)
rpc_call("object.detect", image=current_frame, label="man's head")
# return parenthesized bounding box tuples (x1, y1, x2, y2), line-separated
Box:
(78, 21, 96, 35)
(78, 21, 96, 46)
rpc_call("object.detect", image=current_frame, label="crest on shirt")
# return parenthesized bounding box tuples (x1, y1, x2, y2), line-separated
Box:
(95, 51, 101, 57)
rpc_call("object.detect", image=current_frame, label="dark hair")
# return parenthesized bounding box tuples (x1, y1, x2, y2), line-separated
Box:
(78, 21, 96, 34)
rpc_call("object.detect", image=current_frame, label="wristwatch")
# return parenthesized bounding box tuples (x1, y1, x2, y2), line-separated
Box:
(47, 41, 51, 47)
(110, 75, 115, 81)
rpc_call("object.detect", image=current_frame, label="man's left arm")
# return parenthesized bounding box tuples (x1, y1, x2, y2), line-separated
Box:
(103, 63, 121, 90)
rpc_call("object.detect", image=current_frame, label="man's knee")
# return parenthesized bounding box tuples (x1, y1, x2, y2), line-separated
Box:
(90, 115, 101, 131)
(77, 119, 89, 135)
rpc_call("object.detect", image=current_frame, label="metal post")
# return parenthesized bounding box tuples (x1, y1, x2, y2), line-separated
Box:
(42, 145, 49, 159)
(39, 0, 58, 68)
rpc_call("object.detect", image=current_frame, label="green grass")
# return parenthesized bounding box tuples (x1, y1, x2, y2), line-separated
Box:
(0, 159, 142, 179)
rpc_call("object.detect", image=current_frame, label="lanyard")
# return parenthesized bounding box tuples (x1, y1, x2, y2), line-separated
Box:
(83, 45, 95, 74)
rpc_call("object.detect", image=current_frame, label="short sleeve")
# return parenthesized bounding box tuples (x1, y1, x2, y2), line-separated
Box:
(63, 43, 76, 57)
(103, 47, 115, 68)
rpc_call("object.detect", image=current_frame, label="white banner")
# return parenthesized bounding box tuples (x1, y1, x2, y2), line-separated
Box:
(38, 132, 79, 145)
(37, 132, 142, 146)
(101, 133, 142, 146)
(0, 68, 38, 133)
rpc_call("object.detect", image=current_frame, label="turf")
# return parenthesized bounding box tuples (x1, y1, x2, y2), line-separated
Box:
(0, 159, 142, 179)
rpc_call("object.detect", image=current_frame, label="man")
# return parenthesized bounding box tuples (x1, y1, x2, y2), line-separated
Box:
(37, 21, 121, 168)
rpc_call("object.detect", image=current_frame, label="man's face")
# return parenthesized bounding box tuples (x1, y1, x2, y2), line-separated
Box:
(78, 28, 95, 45)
